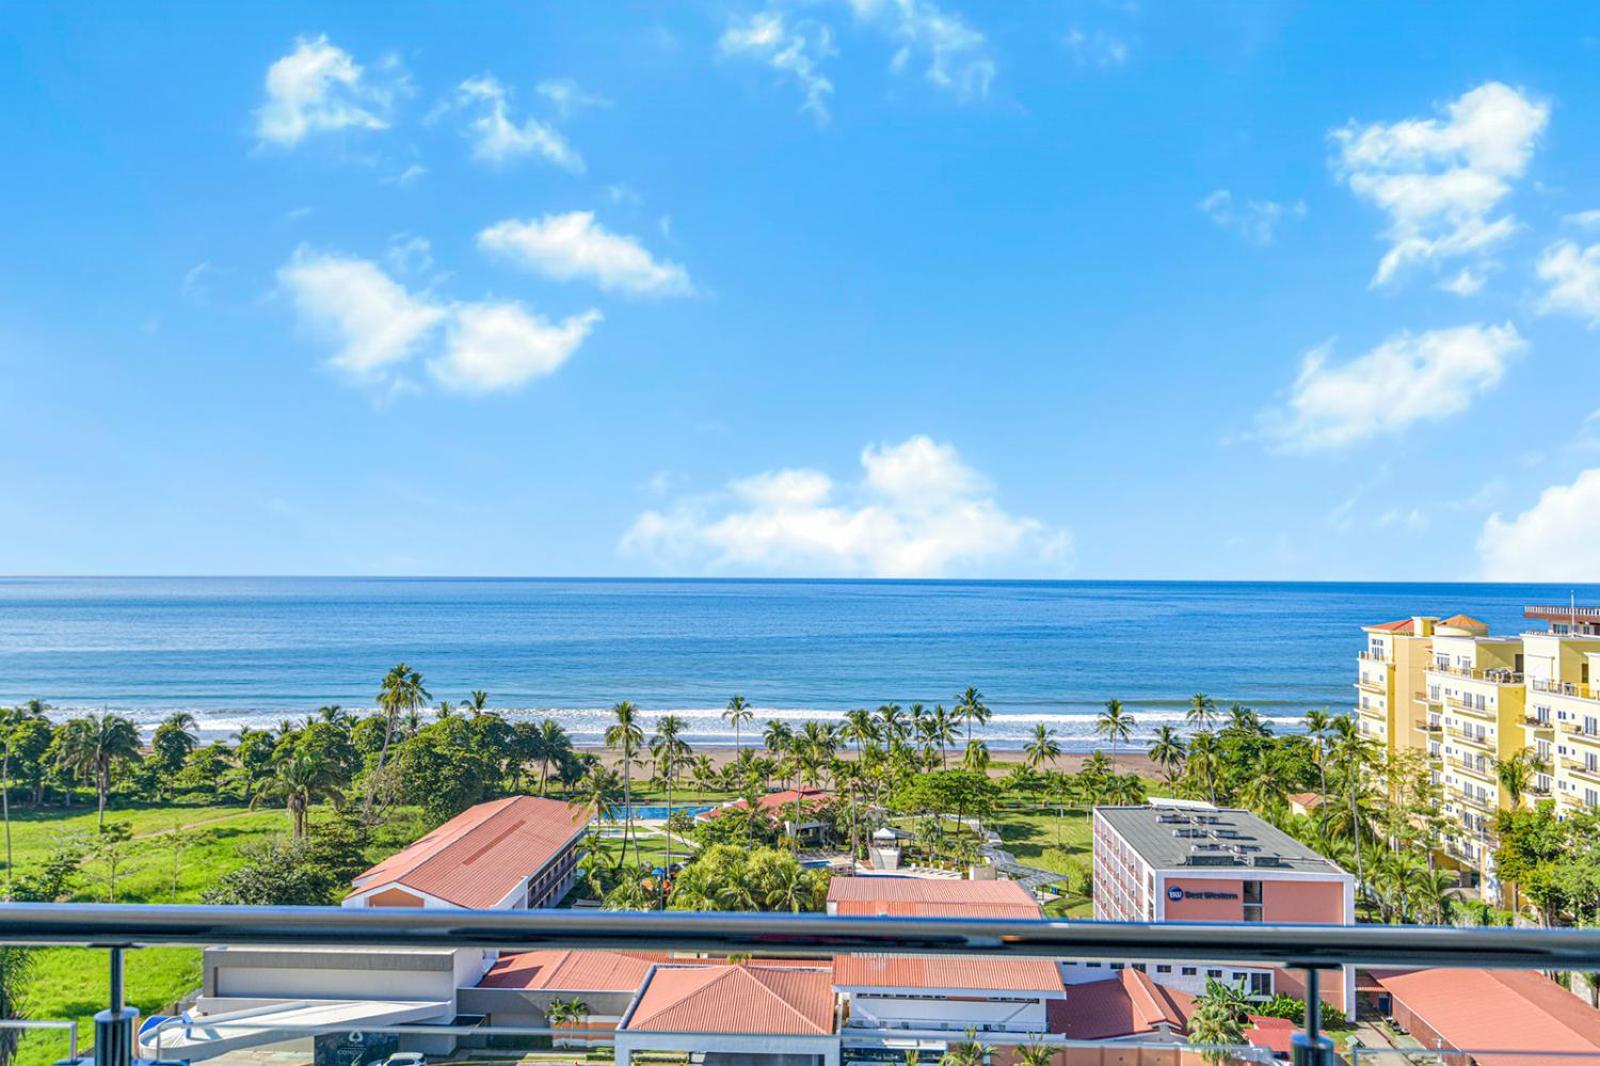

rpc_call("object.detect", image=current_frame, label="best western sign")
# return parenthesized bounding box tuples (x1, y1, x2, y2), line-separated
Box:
(1168, 886, 1239, 902)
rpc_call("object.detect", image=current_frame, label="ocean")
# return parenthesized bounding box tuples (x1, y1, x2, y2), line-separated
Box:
(0, 577, 1593, 750)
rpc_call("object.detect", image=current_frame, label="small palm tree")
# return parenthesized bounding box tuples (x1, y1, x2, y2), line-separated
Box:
(939, 1027, 993, 1066)
(545, 996, 590, 1046)
(55, 712, 141, 828)
(1095, 699, 1134, 767)
(1185, 692, 1217, 732)
(1024, 723, 1061, 772)
(464, 690, 489, 715)
(252, 751, 343, 838)
(1185, 730, 1221, 805)
(1148, 725, 1187, 784)
(1496, 749, 1535, 808)
(367, 663, 429, 818)
(723, 695, 753, 753)
(1016, 1039, 1055, 1066)
(605, 701, 644, 870)
(953, 687, 991, 746)
(1304, 708, 1333, 841)
(1189, 980, 1250, 1063)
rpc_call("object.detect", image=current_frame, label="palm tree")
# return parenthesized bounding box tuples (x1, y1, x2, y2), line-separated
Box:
(927, 705, 956, 768)
(1225, 704, 1263, 735)
(1016, 1039, 1054, 1066)
(650, 714, 690, 907)
(842, 708, 878, 755)
(464, 690, 489, 715)
(545, 996, 590, 1047)
(56, 712, 141, 828)
(1147, 725, 1186, 784)
(1412, 866, 1458, 925)
(0, 945, 37, 1066)
(1496, 750, 1535, 808)
(1024, 723, 1061, 772)
(367, 663, 430, 818)
(570, 765, 622, 828)
(1096, 699, 1134, 767)
(252, 751, 343, 838)
(723, 695, 753, 754)
(1242, 760, 1290, 823)
(953, 687, 990, 747)
(1329, 714, 1375, 904)
(535, 719, 572, 795)
(876, 703, 907, 743)
(0, 707, 25, 897)
(1185, 729, 1221, 805)
(1185, 692, 1218, 732)
(962, 739, 990, 773)
(1304, 708, 1333, 841)
(763, 719, 793, 758)
(939, 1027, 993, 1066)
(1189, 980, 1250, 1063)
(605, 701, 644, 870)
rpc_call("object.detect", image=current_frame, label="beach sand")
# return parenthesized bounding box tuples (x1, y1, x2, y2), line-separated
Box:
(576, 745, 1160, 780)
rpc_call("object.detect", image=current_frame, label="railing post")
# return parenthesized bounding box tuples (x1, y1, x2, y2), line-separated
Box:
(92, 948, 136, 1066)
(1290, 967, 1335, 1066)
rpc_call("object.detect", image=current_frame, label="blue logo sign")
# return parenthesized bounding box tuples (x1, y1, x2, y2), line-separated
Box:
(1167, 886, 1184, 901)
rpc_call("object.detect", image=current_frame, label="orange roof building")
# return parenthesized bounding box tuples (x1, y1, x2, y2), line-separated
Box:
(1373, 968, 1600, 1066)
(345, 795, 588, 910)
(478, 949, 656, 992)
(826, 876, 1043, 919)
(1048, 969, 1194, 1042)
(615, 963, 838, 1066)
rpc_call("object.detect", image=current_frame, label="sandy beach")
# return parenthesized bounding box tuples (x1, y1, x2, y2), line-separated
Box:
(576, 744, 1161, 780)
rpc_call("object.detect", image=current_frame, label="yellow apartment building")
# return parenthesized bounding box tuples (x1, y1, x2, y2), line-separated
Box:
(1353, 608, 1600, 907)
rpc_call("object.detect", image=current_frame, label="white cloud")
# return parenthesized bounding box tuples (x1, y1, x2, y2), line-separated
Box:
(1199, 189, 1306, 245)
(1480, 468, 1600, 580)
(1064, 28, 1129, 70)
(1330, 82, 1547, 288)
(278, 247, 598, 394)
(535, 78, 611, 117)
(1564, 209, 1600, 230)
(385, 163, 427, 186)
(1536, 240, 1600, 326)
(277, 248, 445, 379)
(428, 302, 601, 393)
(254, 36, 399, 147)
(1258, 323, 1525, 451)
(478, 212, 693, 296)
(1376, 507, 1430, 533)
(452, 75, 583, 171)
(385, 234, 433, 275)
(849, 0, 995, 99)
(720, 11, 836, 124)
(1437, 267, 1487, 296)
(621, 435, 1070, 577)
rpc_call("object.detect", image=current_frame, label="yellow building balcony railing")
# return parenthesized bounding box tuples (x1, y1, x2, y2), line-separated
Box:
(1561, 758, 1600, 784)
(1454, 789, 1499, 813)
(1446, 726, 1492, 750)
(1448, 756, 1495, 781)
(1354, 676, 1386, 694)
(1530, 677, 1599, 701)
(1414, 719, 1443, 734)
(1444, 694, 1496, 720)
(1428, 664, 1524, 685)
(1524, 714, 1555, 732)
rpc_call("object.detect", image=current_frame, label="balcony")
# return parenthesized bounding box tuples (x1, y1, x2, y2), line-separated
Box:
(1354, 676, 1386, 694)
(1446, 725, 1491, 750)
(1444, 694, 1495, 720)
(6, 903, 1600, 1066)
(1455, 788, 1499, 812)
(1531, 677, 1598, 701)
(1414, 719, 1443, 734)
(1429, 664, 1524, 685)
(1525, 714, 1555, 732)
(1562, 758, 1600, 784)
(1448, 756, 1495, 781)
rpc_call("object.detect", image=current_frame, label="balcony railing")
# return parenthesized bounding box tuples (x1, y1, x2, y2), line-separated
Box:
(7, 904, 1600, 1066)
(1531, 677, 1598, 700)
(1429, 665, 1524, 685)
(1357, 650, 1388, 663)
(1445, 725, 1491, 749)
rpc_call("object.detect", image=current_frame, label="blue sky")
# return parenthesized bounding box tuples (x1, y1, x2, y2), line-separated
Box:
(3, 2, 1600, 580)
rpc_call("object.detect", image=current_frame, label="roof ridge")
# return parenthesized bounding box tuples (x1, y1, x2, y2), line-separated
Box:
(743, 965, 830, 1035)
(631, 965, 729, 1029)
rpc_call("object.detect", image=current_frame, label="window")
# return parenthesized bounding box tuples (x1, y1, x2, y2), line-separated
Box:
(1243, 880, 1262, 903)
(1249, 972, 1272, 997)
(1181, 967, 1197, 976)
(1207, 969, 1223, 979)
(1156, 965, 1172, 974)
(1111, 963, 1125, 971)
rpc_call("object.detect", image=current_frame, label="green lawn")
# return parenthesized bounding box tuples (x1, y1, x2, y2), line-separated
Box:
(989, 804, 1096, 917)
(4, 799, 384, 1066)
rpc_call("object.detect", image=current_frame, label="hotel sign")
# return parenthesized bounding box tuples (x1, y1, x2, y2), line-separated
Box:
(1168, 886, 1239, 902)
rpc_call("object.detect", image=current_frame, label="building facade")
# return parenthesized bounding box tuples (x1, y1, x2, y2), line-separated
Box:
(1092, 803, 1356, 1013)
(1355, 606, 1600, 904)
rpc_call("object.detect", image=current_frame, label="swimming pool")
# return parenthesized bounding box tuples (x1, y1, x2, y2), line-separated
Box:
(598, 804, 717, 822)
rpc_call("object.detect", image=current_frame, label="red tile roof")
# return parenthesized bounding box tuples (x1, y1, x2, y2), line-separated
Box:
(1049, 970, 1194, 1041)
(826, 877, 1042, 919)
(696, 788, 832, 820)
(1440, 613, 1488, 630)
(623, 964, 835, 1036)
(478, 950, 656, 992)
(832, 954, 1064, 993)
(1365, 618, 1417, 634)
(1374, 968, 1600, 1066)
(350, 795, 587, 909)
(1246, 1015, 1295, 1056)
(1287, 791, 1322, 810)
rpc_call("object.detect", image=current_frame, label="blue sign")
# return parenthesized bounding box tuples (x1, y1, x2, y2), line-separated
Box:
(1167, 886, 1184, 901)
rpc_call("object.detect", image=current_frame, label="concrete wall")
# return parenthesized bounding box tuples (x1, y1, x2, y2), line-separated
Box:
(844, 991, 1048, 1032)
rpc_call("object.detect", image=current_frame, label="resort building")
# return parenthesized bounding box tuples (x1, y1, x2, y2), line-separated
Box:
(1354, 605, 1600, 903)
(344, 795, 586, 910)
(1092, 803, 1356, 1012)
(464, 949, 659, 1046)
(825, 875, 1044, 919)
(1364, 967, 1600, 1065)
(696, 785, 834, 838)
(833, 954, 1065, 1037)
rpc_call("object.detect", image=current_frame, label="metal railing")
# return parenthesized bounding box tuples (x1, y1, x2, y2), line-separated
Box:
(6, 904, 1600, 1066)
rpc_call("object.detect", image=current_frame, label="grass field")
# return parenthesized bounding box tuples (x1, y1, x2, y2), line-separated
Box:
(6, 799, 367, 1066)
(989, 803, 1096, 917)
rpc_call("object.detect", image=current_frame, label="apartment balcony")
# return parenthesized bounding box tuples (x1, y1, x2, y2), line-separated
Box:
(1446, 725, 1492, 750)
(1455, 788, 1499, 813)
(1429, 665, 1524, 686)
(1353, 676, 1386, 695)
(1561, 758, 1600, 784)
(1531, 677, 1598, 701)
(1414, 719, 1443, 734)
(5, 903, 1600, 1066)
(1524, 714, 1555, 733)
(1448, 756, 1495, 782)
(1356, 701, 1386, 719)
(1444, 694, 1496, 721)
(1357, 650, 1389, 663)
